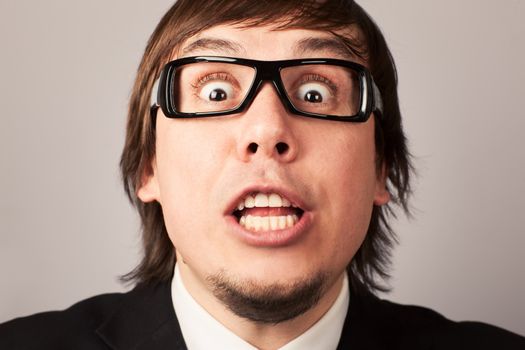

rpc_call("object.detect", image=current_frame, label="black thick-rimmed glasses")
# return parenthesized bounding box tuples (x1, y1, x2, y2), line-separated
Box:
(151, 56, 383, 122)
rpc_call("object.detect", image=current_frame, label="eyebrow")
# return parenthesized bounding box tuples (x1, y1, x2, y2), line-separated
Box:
(181, 38, 246, 56)
(293, 37, 355, 60)
(180, 36, 356, 60)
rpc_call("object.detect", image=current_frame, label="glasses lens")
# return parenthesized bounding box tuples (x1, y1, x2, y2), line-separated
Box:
(280, 64, 362, 117)
(171, 62, 256, 114)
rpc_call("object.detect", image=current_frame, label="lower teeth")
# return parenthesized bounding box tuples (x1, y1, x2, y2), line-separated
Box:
(239, 215, 298, 231)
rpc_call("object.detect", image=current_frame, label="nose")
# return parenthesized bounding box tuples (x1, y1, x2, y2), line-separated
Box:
(235, 82, 299, 163)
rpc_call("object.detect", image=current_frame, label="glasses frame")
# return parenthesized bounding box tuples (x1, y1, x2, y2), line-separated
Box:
(152, 56, 383, 122)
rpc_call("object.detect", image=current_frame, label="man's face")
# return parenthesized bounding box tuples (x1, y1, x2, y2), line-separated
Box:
(139, 23, 389, 321)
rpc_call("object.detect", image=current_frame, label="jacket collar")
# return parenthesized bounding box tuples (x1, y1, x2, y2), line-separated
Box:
(337, 287, 389, 349)
(96, 281, 187, 350)
(337, 291, 385, 350)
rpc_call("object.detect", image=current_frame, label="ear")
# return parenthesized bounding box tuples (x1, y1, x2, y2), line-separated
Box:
(136, 158, 160, 203)
(373, 162, 390, 206)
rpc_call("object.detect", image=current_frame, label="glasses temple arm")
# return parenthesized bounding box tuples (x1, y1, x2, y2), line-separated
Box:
(372, 79, 383, 115)
(150, 78, 160, 107)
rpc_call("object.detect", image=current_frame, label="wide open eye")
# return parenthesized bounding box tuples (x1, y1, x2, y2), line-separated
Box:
(297, 82, 331, 104)
(199, 81, 235, 103)
(174, 62, 256, 114)
(281, 64, 362, 117)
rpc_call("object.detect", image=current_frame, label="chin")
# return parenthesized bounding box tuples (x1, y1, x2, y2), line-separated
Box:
(208, 263, 331, 324)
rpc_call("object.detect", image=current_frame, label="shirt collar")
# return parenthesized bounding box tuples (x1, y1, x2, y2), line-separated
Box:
(172, 263, 349, 350)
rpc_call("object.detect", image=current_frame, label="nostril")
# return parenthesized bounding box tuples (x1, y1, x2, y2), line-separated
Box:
(276, 142, 289, 155)
(248, 142, 258, 153)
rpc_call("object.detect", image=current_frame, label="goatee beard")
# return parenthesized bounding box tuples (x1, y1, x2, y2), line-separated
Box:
(207, 271, 328, 324)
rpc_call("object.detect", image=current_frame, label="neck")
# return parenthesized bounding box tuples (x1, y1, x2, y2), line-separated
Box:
(177, 263, 346, 350)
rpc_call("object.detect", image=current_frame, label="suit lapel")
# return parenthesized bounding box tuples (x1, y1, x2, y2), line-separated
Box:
(336, 286, 386, 350)
(96, 281, 187, 350)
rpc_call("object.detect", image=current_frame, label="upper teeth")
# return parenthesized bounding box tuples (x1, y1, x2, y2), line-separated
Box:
(237, 192, 293, 211)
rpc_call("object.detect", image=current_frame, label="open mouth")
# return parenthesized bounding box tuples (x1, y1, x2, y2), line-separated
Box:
(232, 192, 305, 232)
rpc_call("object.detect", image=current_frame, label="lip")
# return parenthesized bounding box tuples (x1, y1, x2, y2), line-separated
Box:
(223, 184, 313, 247)
(225, 211, 313, 247)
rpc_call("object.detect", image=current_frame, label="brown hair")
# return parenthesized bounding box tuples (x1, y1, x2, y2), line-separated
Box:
(120, 0, 412, 295)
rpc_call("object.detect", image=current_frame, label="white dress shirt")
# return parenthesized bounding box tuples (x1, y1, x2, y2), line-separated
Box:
(172, 264, 350, 350)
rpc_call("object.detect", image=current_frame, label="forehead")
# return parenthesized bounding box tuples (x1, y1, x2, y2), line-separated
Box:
(176, 23, 365, 63)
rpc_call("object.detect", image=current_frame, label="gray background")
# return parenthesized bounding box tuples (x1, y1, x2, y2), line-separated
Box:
(1, 0, 524, 336)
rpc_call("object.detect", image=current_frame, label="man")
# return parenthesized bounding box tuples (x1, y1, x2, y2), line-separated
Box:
(1, 0, 524, 349)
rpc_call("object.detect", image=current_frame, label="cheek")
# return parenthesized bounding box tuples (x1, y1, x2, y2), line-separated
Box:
(336, 134, 377, 222)
(312, 123, 378, 200)
(154, 120, 230, 247)
(307, 124, 378, 262)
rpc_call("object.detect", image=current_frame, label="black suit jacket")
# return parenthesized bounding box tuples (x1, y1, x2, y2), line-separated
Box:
(1, 281, 524, 349)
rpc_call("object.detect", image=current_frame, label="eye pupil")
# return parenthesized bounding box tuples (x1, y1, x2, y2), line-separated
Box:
(209, 89, 227, 101)
(304, 91, 322, 103)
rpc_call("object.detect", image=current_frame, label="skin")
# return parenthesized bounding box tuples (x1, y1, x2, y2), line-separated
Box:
(138, 23, 390, 350)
